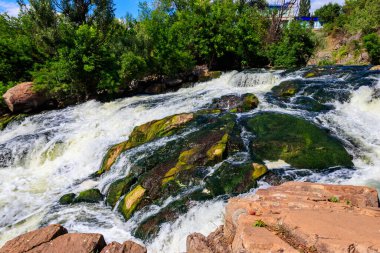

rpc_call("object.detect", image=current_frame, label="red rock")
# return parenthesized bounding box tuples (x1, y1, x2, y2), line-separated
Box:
(122, 241, 147, 253)
(187, 182, 380, 253)
(2, 82, 47, 113)
(0, 224, 67, 253)
(100, 241, 146, 253)
(27, 233, 106, 253)
(186, 233, 213, 253)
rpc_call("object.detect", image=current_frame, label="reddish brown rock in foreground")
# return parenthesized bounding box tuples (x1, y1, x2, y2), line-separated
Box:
(187, 182, 380, 253)
(2, 82, 47, 113)
(0, 224, 67, 253)
(100, 240, 147, 253)
(0, 225, 146, 253)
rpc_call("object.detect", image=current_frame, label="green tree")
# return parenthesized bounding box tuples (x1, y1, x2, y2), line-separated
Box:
(267, 21, 315, 68)
(314, 3, 342, 24)
(299, 0, 311, 17)
(363, 33, 380, 65)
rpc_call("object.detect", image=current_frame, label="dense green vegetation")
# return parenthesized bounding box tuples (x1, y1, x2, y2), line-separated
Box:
(0, 0, 318, 108)
(314, 0, 380, 65)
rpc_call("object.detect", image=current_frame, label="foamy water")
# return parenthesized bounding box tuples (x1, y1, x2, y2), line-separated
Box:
(0, 68, 379, 251)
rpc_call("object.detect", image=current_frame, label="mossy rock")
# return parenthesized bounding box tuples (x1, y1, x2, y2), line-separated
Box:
(59, 193, 76, 205)
(205, 162, 258, 196)
(97, 113, 194, 175)
(134, 189, 211, 240)
(106, 176, 137, 208)
(74, 189, 103, 203)
(271, 80, 303, 98)
(252, 163, 268, 180)
(210, 93, 259, 113)
(244, 113, 353, 170)
(118, 185, 146, 220)
(293, 97, 333, 112)
(0, 114, 27, 131)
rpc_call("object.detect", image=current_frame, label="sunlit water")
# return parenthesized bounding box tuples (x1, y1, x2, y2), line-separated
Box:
(0, 67, 379, 252)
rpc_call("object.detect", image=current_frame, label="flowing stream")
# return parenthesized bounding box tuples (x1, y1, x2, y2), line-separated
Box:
(0, 66, 379, 252)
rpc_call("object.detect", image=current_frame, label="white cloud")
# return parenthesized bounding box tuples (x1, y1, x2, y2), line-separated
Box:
(0, 1, 20, 17)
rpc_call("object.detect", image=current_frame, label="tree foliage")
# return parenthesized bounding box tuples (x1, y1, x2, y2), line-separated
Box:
(0, 0, 317, 107)
(298, 0, 310, 17)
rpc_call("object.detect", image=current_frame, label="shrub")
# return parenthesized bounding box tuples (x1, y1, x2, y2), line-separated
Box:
(363, 33, 380, 65)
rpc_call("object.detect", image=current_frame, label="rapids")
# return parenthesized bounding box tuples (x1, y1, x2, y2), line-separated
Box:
(0, 66, 379, 252)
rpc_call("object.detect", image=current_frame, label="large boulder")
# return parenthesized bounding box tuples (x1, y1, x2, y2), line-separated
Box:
(243, 112, 353, 169)
(0, 224, 67, 253)
(27, 233, 106, 253)
(187, 182, 380, 253)
(2, 82, 47, 113)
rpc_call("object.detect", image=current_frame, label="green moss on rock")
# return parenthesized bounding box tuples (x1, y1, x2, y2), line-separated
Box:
(0, 114, 26, 130)
(205, 162, 258, 196)
(106, 176, 136, 208)
(59, 193, 76, 205)
(118, 185, 146, 220)
(271, 80, 302, 98)
(252, 163, 268, 180)
(97, 113, 194, 175)
(244, 113, 353, 170)
(74, 189, 103, 203)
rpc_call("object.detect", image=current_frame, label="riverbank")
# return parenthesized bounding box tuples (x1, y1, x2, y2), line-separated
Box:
(1, 182, 379, 253)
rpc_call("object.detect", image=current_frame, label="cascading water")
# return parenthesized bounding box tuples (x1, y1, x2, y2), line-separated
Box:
(0, 66, 379, 252)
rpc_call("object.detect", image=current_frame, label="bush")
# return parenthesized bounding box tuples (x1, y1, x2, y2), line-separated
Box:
(267, 22, 316, 68)
(314, 3, 342, 24)
(363, 33, 380, 65)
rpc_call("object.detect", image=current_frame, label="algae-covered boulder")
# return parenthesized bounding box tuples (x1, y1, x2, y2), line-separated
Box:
(106, 176, 137, 208)
(59, 189, 104, 205)
(210, 93, 259, 113)
(59, 193, 76, 205)
(244, 113, 353, 169)
(118, 185, 146, 220)
(97, 113, 194, 175)
(271, 80, 303, 98)
(205, 162, 259, 196)
(74, 189, 103, 203)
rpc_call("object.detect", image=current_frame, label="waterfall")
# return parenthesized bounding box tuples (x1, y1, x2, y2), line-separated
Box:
(0, 67, 379, 252)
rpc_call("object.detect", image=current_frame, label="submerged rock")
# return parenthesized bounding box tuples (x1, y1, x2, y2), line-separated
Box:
(0, 114, 26, 131)
(271, 80, 303, 98)
(209, 93, 259, 112)
(244, 112, 353, 169)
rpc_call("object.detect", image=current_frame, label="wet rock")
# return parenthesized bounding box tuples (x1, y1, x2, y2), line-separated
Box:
(28, 233, 106, 253)
(244, 112, 353, 169)
(2, 82, 47, 113)
(209, 93, 259, 112)
(97, 113, 194, 175)
(271, 80, 303, 98)
(370, 65, 380, 71)
(100, 241, 147, 253)
(293, 96, 333, 112)
(0, 224, 67, 253)
(0, 114, 26, 131)
(205, 162, 258, 196)
(106, 176, 136, 208)
(118, 185, 146, 220)
(74, 189, 103, 203)
(59, 193, 76, 205)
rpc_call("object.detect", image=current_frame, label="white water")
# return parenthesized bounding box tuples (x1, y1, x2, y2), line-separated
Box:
(0, 69, 379, 251)
(0, 70, 281, 247)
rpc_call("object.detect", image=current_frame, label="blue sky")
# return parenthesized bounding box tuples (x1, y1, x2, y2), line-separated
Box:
(0, 0, 345, 18)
